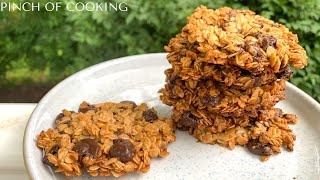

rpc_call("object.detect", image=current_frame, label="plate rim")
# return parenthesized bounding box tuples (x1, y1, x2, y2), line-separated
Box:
(22, 53, 320, 179)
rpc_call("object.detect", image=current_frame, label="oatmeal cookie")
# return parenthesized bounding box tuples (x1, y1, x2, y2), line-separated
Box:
(171, 106, 297, 160)
(160, 76, 286, 117)
(167, 55, 293, 90)
(165, 6, 307, 73)
(37, 101, 176, 177)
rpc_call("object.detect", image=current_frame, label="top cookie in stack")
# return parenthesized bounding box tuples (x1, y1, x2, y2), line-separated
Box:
(165, 6, 307, 83)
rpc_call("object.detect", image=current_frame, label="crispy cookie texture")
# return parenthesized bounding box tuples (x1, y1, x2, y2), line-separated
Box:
(166, 57, 293, 90)
(170, 107, 297, 158)
(192, 110, 298, 162)
(169, 105, 297, 161)
(37, 101, 176, 177)
(160, 76, 286, 118)
(160, 6, 307, 161)
(165, 6, 307, 74)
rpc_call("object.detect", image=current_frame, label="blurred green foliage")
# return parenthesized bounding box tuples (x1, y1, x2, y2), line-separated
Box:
(0, 0, 319, 101)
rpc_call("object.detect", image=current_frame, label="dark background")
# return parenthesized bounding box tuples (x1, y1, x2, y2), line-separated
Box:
(0, 0, 319, 102)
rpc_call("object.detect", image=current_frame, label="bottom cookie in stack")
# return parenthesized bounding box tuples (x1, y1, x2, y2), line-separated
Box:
(170, 106, 297, 161)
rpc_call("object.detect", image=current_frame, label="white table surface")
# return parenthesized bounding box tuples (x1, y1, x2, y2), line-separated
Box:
(0, 103, 37, 179)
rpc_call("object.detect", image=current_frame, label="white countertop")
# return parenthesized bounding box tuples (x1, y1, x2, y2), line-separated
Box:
(0, 103, 36, 179)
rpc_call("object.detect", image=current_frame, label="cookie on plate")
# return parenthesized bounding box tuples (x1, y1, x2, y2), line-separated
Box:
(171, 106, 297, 161)
(159, 5, 307, 161)
(37, 101, 176, 177)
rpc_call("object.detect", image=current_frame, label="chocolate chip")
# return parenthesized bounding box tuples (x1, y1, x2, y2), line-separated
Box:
(200, 94, 221, 106)
(55, 113, 64, 121)
(49, 145, 59, 155)
(78, 104, 97, 113)
(110, 139, 136, 163)
(168, 75, 178, 87)
(241, 69, 251, 76)
(142, 109, 158, 122)
(42, 145, 59, 167)
(262, 35, 277, 51)
(249, 120, 256, 126)
(120, 101, 137, 108)
(276, 66, 293, 80)
(55, 113, 71, 125)
(73, 139, 99, 162)
(247, 139, 272, 156)
(42, 155, 55, 167)
(165, 73, 178, 87)
(180, 112, 198, 128)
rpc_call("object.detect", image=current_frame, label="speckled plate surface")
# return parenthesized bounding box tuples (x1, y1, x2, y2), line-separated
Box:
(23, 53, 320, 180)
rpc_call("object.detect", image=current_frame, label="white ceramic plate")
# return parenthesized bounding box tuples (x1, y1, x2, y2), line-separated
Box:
(23, 53, 320, 180)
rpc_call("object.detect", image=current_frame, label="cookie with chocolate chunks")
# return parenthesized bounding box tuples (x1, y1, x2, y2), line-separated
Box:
(36, 101, 175, 177)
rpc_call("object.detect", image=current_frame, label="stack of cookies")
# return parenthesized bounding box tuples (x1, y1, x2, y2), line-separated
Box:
(160, 6, 307, 160)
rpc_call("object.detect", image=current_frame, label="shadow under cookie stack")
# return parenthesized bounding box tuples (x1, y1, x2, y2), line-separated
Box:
(160, 6, 307, 160)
